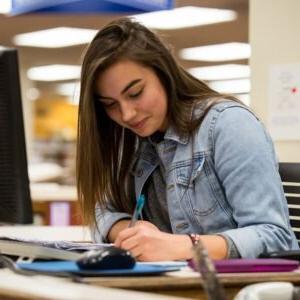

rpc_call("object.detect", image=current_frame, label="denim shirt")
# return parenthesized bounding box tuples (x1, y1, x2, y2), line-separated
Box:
(93, 101, 299, 258)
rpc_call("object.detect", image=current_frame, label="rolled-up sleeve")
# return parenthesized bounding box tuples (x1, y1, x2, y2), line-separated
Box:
(91, 203, 131, 243)
(213, 106, 298, 257)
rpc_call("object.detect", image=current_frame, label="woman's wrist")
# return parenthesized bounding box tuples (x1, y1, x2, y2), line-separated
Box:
(187, 233, 201, 246)
(196, 234, 228, 260)
(168, 234, 194, 260)
(185, 233, 229, 260)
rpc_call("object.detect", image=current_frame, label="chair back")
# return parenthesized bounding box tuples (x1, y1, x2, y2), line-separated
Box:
(279, 163, 300, 246)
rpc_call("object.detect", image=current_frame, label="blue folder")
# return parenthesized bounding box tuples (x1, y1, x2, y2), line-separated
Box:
(17, 261, 183, 276)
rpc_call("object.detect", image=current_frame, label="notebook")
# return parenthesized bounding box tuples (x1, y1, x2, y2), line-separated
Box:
(0, 237, 112, 261)
(17, 261, 182, 277)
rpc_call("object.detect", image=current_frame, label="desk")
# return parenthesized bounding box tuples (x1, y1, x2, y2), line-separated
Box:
(0, 269, 191, 300)
(78, 268, 300, 300)
(2, 226, 300, 300)
(0, 226, 191, 299)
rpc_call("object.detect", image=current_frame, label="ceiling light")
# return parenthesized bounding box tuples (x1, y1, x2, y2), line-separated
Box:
(13, 27, 97, 48)
(189, 64, 250, 81)
(27, 65, 81, 81)
(132, 6, 237, 30)
(0, 0, 11, 14)
(180, 43, 251, 62)
(208, 78, 250, 94)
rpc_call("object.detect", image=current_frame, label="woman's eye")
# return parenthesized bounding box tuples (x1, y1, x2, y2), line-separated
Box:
(102, 102, 117, 108)
(129, 87, 143, 98)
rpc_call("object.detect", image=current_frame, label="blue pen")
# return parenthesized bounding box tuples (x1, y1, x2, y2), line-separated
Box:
(129, 194, 145, 227)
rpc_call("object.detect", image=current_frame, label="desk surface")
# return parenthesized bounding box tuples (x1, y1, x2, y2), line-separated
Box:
(2, 226, 300, 300)
(2, 267, 299, 300)
(0, 269, 190, 300)
(78, 268, 300, 300)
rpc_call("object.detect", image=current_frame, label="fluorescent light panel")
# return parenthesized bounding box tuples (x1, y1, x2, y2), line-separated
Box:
(27, 65, 81, 81)
(208, 78, 250, 94)
(180, 42, 251, 62)
(189, 64, 250, 81)
(13, 27, 97, 48)
(132, 6, 237, 30)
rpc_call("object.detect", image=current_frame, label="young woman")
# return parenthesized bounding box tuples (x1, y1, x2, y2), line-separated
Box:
(77, 18, 298, 261)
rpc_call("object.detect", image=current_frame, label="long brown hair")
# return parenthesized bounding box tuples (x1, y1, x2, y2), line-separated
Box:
(77, 17, 241, 226)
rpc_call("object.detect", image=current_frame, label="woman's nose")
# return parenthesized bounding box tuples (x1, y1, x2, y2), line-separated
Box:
(120, 102, 137, 123)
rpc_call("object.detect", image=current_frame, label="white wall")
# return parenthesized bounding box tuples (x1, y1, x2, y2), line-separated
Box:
(250, 0, 300, 162)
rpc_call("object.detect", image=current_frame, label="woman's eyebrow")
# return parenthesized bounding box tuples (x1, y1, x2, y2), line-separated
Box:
(95, 94, 115, 101)
(96, 78, 142, 100)
(121, 79, 142, 95)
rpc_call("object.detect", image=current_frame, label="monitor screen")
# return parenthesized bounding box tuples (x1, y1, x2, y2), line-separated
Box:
(0, 47, 33, 224)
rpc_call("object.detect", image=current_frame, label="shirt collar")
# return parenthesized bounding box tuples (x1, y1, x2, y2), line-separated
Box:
(164, 103, 207, 144)
(164, 125, 189, 144)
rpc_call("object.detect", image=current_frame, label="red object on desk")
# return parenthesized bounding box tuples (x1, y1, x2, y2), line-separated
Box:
(188, 258, 299, 273)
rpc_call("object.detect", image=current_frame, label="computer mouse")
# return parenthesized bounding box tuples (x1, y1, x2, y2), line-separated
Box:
(76, 246, 136, 270)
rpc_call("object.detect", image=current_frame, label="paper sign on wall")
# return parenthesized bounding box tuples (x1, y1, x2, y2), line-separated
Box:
(268, 64, 300, 140)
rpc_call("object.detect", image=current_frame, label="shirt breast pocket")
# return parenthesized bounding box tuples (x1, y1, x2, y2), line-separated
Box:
(175, 155, 219, 217)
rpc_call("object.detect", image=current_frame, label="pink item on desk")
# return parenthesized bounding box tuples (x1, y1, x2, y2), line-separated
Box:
(188, 258, 299, 273)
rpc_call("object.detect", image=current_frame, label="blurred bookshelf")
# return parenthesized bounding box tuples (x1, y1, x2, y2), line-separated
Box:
(30, 183, 82, 226)
(28, 96, 80, 226)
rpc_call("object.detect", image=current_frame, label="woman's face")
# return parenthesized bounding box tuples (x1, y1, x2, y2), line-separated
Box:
(95, 59, 168, 137)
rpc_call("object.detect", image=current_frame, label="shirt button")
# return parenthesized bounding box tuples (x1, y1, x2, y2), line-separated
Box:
(163, 146, 176, 154)
(136, 169, 143, 177)
(176, 222, 188, 230)
(167, 184, 175, 190)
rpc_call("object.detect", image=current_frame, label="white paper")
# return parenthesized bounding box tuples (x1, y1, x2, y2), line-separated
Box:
(0, 236, 111, 251)
(268, 64, 300, 140)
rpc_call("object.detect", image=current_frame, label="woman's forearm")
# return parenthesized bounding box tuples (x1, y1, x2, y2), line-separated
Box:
(171, 234, 228, 260)
(198, 235, 228, 260)
(109, 221, 228, 261)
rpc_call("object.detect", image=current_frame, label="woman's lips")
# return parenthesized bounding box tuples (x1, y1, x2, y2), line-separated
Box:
(130, 118, 147, 130)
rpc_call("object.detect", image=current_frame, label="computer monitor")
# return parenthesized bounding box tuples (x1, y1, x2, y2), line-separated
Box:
(0, 47, 33, 224)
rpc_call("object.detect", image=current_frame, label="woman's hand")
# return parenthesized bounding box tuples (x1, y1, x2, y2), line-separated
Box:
(114, 221, 193, 261)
